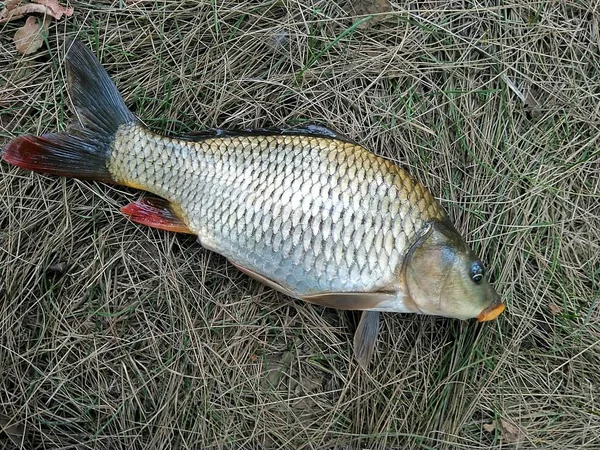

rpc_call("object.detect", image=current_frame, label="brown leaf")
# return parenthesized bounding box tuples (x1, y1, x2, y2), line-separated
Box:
(33, 0, 73, 19)
(500, 418, 524, 443)
(483, 422, 495, 433)
(1, 3, 46, 22)
(13, 15, 44, 55)
(5, 0, 23, 11)
(347, 0, 392, 28)
(351, 0, 392, 16)
(0, 0, 73, 23)
(549, 303, 562, 315)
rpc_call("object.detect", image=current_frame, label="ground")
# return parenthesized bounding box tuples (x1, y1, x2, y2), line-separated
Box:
(1, 1, 599, 449)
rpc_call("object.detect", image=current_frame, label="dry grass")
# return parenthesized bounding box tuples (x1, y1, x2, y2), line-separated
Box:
(1, 0, 599, 448)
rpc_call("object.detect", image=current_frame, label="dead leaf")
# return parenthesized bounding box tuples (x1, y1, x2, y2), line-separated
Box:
(351, 0, 392, 16)
(5, 0, 23, 11)
(500, 418, 524, 443)
(3, 0, 72, 54)
(14, 15, 44, 55)
(347, 0, 392, 28)
(549, 303, 562, 315)
(33, 0, 73, 19)
(483, 422, 495, 433)
(0, 0, 73, 23)
(1, 3, 46, 22)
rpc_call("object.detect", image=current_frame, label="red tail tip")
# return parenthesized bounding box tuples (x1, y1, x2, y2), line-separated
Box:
(2, 133, 113, 182)
(2, 136, 34, 168)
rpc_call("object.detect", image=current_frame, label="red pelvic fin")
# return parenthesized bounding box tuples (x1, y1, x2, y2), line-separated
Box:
(120, 198, 193, 234)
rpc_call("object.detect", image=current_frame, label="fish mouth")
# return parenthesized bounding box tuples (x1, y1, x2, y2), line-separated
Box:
(477, 302, 505, 322)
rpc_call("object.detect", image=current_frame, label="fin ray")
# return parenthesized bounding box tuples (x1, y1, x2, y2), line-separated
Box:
(65, 39, 136, 134)
(172, 124, 357, 144)
(121, 198, 193, 234)
(2, 134, 113, 181)
(301, 292, 394, 310)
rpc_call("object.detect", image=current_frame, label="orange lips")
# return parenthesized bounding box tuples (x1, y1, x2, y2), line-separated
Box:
(477, 303, 506, 322)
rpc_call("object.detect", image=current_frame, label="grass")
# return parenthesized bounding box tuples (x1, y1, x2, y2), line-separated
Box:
(1, 0, 599, 448)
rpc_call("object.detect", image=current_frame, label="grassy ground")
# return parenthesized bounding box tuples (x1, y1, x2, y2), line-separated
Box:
(1, 0, 599, 448)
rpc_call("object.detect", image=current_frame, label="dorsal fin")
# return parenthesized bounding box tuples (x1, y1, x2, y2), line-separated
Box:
(169, 128, 237, 141)
(170, 124, 358, 145)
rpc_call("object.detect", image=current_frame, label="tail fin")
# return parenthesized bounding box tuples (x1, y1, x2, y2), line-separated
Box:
(2, 40, 136, 181)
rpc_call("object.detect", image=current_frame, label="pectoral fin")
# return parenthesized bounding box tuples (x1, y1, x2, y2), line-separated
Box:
(354, 311, 380, 369)
(227, 261, 395, 313)
(301, 292, 394, 310)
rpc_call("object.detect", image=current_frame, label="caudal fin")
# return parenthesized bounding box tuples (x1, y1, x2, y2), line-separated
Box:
(2, 40, 136, 181)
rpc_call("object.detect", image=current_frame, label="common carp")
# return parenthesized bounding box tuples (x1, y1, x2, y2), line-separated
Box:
(2, 40, 504, 367)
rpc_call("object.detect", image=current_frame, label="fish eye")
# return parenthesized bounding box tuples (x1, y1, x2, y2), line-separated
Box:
(470, 261, 485, 283)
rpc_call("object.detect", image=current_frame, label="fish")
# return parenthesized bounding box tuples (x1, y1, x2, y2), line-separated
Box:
(1, 40, 505, 368)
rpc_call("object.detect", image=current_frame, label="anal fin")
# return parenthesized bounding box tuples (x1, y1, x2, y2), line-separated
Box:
(120, 197, 193, 234)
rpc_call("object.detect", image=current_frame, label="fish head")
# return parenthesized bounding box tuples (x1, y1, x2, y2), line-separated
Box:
(403, 220, 504, 321)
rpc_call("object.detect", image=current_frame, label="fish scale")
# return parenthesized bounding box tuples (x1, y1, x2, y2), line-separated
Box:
(108, 123, 446, 297)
